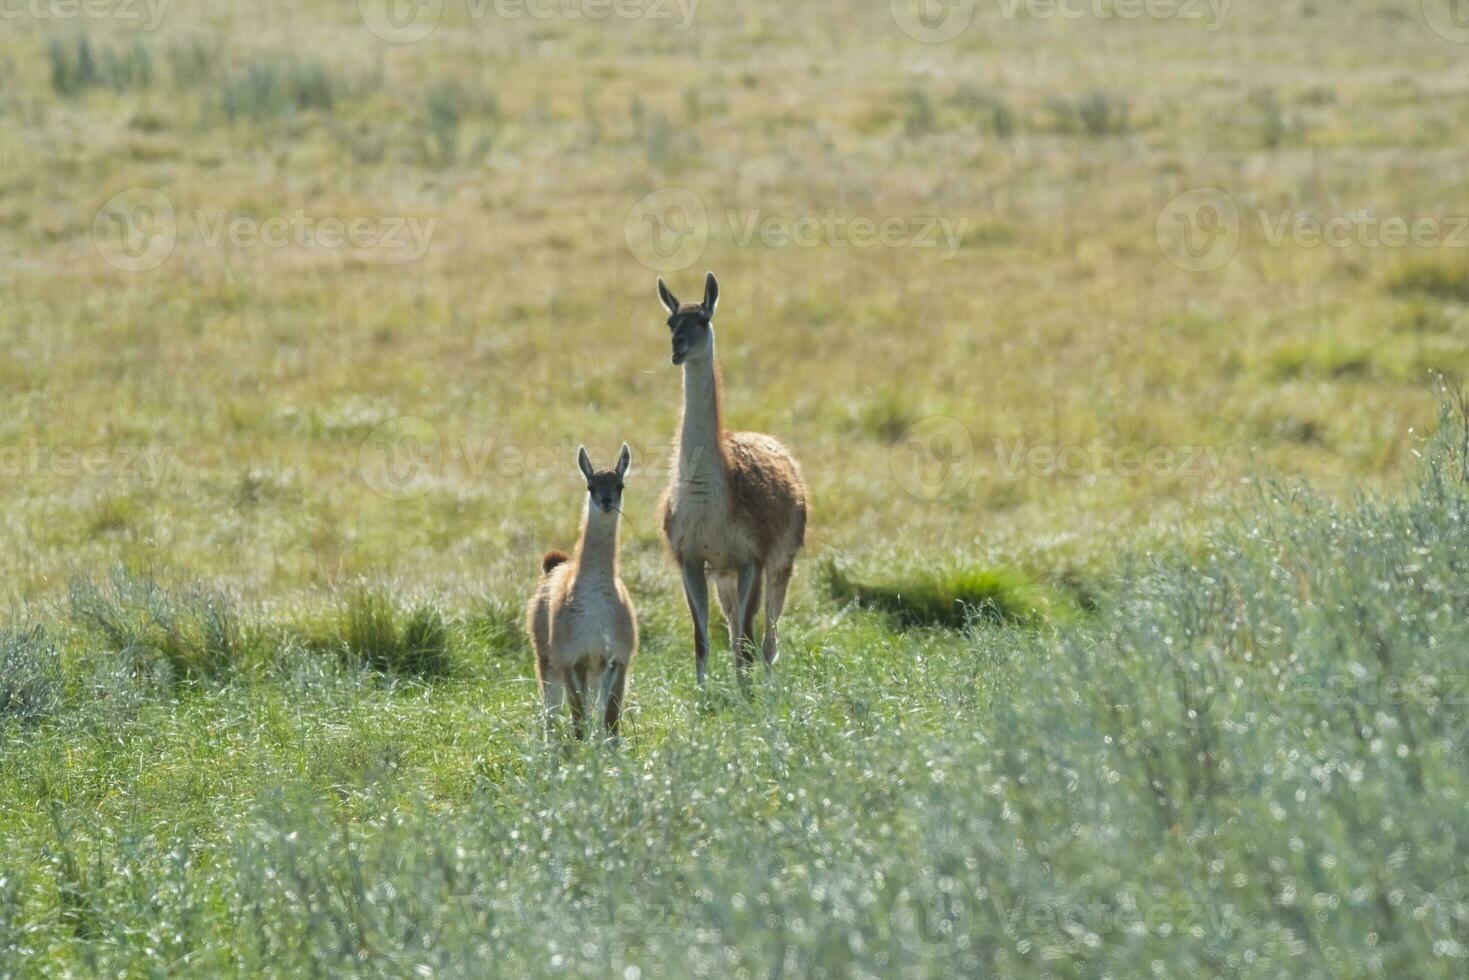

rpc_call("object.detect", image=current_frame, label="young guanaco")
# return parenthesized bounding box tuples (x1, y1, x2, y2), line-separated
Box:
(527, 444, 637, 739)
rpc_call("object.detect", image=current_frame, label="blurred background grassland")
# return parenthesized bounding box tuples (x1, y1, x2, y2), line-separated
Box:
(0, 0, 1465, 612)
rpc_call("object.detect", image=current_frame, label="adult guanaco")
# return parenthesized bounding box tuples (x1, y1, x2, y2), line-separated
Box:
(656, 272, 807, 688)
(526, 444, 637, 739)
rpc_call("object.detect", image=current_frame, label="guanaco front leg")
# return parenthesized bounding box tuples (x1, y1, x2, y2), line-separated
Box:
(681, 558, 711, 688)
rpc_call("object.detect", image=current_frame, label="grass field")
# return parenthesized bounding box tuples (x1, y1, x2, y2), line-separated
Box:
(2, 0, 1469, 975)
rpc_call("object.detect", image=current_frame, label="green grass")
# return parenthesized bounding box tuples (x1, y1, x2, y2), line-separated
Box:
(320, 589, 454, 678)
(1387, 262, 1469, 304)
(67, 570, 250, 684)
(0, 627, 61, 726)
(2, 404, 1468, 975)
(823, 559, 1055, 628)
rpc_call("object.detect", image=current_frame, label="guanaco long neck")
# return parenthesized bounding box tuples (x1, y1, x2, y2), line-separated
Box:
(574, 504, 620, 581)
(678, 350, 726, 497)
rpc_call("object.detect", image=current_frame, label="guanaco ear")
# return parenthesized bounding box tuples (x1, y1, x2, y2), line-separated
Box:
(616, 443, 631, 478)
(577, 446, 594, 482)
(702, 271, 719, 317)
(657, 277, 680, 316)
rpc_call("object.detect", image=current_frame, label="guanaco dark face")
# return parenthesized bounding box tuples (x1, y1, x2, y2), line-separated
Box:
(657, 272, 719, 366)
(578, 444, 631, 515)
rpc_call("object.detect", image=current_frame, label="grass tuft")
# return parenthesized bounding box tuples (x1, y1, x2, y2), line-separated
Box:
(463, 595, 525, 660)
(822, 560, 1051, 628)
(0, 626, 63, 725)
(1051, 89, 1131, 136)
(308, 590, 454, 678)
(67, 570, 247, 684)
(216, 57, 342, 122)
(49, 36, 154, 96)
(1387, 261, 1469, 303)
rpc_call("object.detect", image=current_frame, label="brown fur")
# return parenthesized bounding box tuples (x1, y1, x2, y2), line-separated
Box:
(656, 275, 807, 680)
(656, 365, 807, 562)
(526, 448, 637, 739)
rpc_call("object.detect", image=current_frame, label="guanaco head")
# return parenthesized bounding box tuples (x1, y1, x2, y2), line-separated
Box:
(577, 444, 631, 515)
(657, 271, 718, 366)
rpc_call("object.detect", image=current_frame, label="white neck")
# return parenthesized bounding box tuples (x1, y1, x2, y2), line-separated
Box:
(575, 503, 620, 579)
(678, 347, 724, 492)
